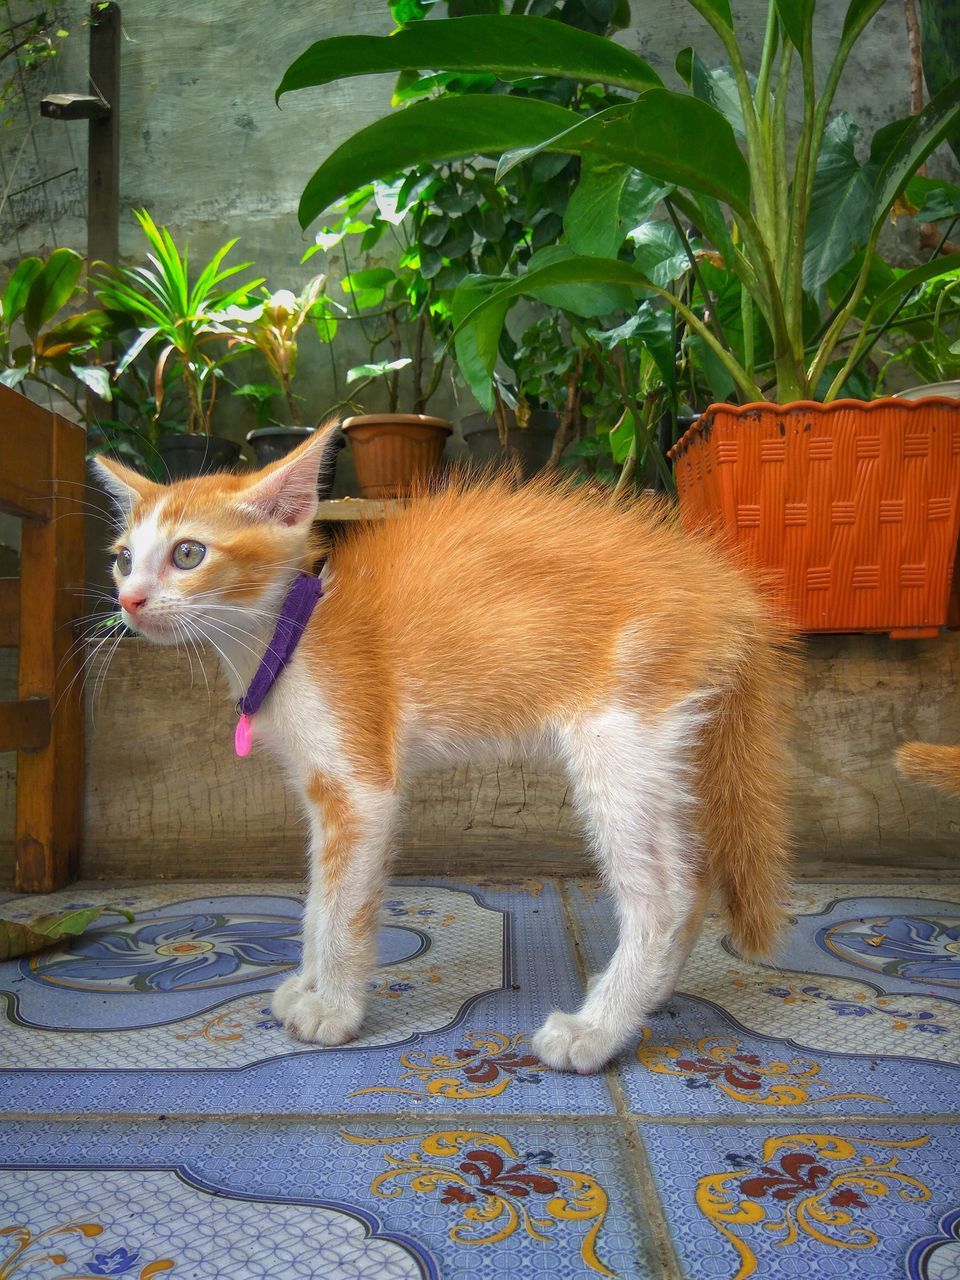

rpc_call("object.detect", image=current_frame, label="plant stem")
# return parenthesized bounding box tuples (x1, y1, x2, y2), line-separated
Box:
(665, 198, 729, 353)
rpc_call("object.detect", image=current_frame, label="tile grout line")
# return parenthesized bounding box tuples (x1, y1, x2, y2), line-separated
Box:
(557, 879, 684, 1280)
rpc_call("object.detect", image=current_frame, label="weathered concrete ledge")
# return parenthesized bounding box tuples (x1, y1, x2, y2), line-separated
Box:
(3, 631, 959, 887)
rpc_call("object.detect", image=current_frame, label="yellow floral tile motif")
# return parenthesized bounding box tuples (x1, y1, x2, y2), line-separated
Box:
(636, 1031, 889, 1106)
(349, 1030, 548, 1100)
(0, 1221, 174, 1279)
(697, 1133, 932, 1280)
(342, 1128, 614, 1277)
(175, 997, 278, 1045)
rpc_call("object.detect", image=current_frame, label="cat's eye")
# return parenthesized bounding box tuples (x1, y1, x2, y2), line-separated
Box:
(172, 540, 206, 570)
(115, 547, 132, 577)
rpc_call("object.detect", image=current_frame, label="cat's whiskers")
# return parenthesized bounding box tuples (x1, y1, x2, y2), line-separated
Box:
(189, 616, 245, 694)
(190, 611, 279, 693)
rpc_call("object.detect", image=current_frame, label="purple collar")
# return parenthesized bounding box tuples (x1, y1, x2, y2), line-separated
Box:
(234, 569, 324, 757)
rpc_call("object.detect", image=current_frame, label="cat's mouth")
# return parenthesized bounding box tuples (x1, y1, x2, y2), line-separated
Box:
(122, 613, 178, 645)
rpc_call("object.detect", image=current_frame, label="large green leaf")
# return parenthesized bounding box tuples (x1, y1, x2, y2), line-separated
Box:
(803, 114, 877, 295)
(0, 905, 135, 961)
(871, 75, 960, 228)
(499, 91, 752, 216)
(865, 251, 960, 318)
(921, 0, 960, 163)
(564, 161, 672, 257)
(775, 0, 815, 51)
(675, 48, 748, 138)
(455, 252, 655, 342)
(687, 0, 734, 32)
(298, 96, 581, 227)
(907, 175, 960, 221)
(588, 301, 677, 387)
(1, 256, 42, 328)
(277, 15, 661, 101)
(23, 248, 84, 339)
(451, 249, 641, 408)
(841, 0, 886, 44)
(522, 245, 636, 315)
(628, 221, 690, 287)
(452, 274, 513, 409)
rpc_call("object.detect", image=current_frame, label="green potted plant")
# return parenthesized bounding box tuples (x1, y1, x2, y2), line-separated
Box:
(869, 269, 960, 400)
(96, 210, 263, 479)
(0, 247, 111, 411)
(223, 273, 340, 465)
(276, 4, 960, 635)
(287, 0, 631, 480)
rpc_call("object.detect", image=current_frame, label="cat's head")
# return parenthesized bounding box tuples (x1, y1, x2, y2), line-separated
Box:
(92, 424, 341, 645)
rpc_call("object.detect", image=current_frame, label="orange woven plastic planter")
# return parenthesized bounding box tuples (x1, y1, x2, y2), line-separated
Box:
(669, 399, 960, 637)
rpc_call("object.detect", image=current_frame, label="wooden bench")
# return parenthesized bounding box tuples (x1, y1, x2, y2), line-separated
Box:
(0, 385, 86, 892)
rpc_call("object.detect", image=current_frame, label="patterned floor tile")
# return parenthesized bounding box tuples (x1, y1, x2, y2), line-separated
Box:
(0, 877, 612, 1116)
(565, 879, 960, 1117)
(638, 1120, 960, 1279)
(0, 1116, 654, 1279)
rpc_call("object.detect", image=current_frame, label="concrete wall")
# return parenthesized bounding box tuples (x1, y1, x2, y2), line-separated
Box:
(4, 630, 960, 890)
(0, 0, 938, 445)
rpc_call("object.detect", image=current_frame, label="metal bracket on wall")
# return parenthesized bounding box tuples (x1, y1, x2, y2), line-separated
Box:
(37, 1, 120, 273)
(38, 1, 120, 421)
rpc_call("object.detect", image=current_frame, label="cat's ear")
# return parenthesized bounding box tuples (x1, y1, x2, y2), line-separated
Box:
(240, 421, 344, 526)
(92, 455, 161, 513)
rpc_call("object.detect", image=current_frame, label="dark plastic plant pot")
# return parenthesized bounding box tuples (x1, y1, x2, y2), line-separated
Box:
(156, 433, 245, 480)
(461, 409, 559, 478)
(246, 426, 315, 466)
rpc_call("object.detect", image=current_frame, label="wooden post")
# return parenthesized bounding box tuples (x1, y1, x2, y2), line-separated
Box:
(0, 389, 87, 894)
(87, 1, 120, 275)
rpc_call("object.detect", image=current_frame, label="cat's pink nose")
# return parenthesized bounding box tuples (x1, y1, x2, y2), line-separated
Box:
(119, 589, 148, 615)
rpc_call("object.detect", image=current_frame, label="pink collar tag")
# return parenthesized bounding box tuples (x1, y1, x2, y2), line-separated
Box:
(234, 712, 252, 758)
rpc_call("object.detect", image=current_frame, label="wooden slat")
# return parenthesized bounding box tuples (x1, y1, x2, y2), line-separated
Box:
(315, 498, 403, 522)
(0, 699, 50, 751)
(15, 414, 86, 892)
(0, 580, 17, 647)
(0, 386, 53, 520)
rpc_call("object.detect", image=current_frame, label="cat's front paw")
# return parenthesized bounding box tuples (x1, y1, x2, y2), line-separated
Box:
(531, 1010, 621, 1075)
(271, 976, 364, 1046)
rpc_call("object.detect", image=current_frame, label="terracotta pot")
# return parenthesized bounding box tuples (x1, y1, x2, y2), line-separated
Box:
(343, 413, 451, 498)
(669, 398, 960, 638)
(156, 432, 244, 479)
(461, 409, 559, 477)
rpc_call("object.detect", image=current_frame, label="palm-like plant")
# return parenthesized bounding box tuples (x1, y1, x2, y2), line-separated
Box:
(97, 210, 263, 434)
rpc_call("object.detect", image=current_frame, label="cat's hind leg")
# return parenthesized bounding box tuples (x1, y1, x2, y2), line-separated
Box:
(272, 772, 398, 1046)
(533, 699, 708, 1074)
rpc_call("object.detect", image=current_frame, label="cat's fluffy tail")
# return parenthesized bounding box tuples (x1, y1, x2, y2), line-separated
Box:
(896, 742, 960, 795)
(698, 634, 794, 959)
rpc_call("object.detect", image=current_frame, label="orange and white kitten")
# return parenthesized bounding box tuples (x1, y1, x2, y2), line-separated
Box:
(94, 424, 792, 1073)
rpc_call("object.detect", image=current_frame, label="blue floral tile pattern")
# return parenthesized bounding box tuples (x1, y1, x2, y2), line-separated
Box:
(0, 878, 610, 1118)
(906, 1204, 960, 1279)
(639, 1121, 960, 1280)
(817, 914, 960, 988)
(2, 873, 959, 1279)
(0, 1117, 653, 1279)
(565, 878, 960, 1116)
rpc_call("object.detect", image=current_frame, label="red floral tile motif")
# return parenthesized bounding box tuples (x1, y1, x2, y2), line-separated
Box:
(698, 1134, 932, 1280)
(350, 1030, 548, 1100)
(342, 1129, 614, 1276)
(637, 1032, 888, 1107)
